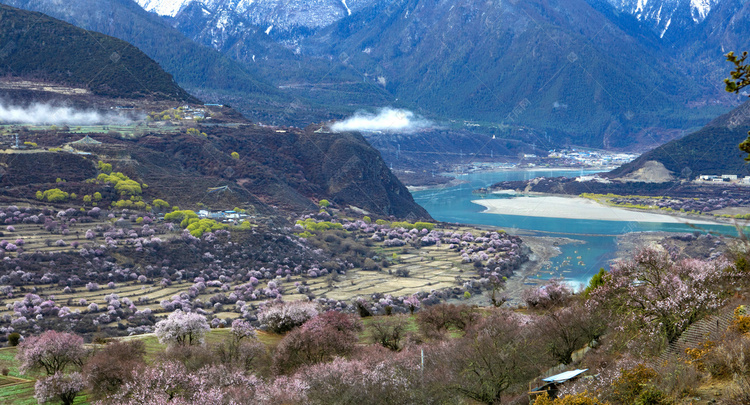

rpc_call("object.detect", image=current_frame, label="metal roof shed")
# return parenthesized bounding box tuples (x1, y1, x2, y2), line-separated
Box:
(542, 369, 588, 384)
(529, 369, 588, 400)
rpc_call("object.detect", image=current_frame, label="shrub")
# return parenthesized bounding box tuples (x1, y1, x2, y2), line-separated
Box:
(416, 303, 479, 339)
(731, 305, 750, 333)
(369, 315, 409, 351)
(362, 258, 379, 271)
(704, 333, 750, 379)
(611, 364, 661, 404)
(722, 375, 750, 405)
(273, 311, 363, 374)
(533, 392, 608, 405)
(7, 332, 20, 346)
(653, 359, 701, 398)
(84, 341, 145, 399)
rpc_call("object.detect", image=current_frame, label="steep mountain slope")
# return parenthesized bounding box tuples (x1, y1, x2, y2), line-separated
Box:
(608, 100, 750, 178)
(676, 0, 750, 101)
(303, 0, 721, 147)
(0, 0, 301, 122)
(168, 1, 394, 114)
(121, 124, 431, 218)
(0, 4, 194, 101)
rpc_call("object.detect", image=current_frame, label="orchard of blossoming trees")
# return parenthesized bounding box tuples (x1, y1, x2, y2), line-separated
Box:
(0, 205, 530, 342)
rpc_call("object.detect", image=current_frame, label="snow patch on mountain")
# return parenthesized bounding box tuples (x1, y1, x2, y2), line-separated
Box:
(341, 0, 352, 16)
(690, 0, 712, 21)
(660, 17, 671, 37)
(135, 0, 191, 17)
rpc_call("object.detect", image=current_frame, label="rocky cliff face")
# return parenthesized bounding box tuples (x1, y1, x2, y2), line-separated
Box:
(296, 128, 430, 219)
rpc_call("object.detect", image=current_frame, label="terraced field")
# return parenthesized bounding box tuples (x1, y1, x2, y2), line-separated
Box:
(0, 233, 473, 319)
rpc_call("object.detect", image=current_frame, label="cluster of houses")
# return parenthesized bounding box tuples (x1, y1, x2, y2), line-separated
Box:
(547, 149, 637, 167)
(178, 105, 207, 120)
(197, 210, 252, 223)
(697, 174, 750, 185)
(574, 174, 611, 183)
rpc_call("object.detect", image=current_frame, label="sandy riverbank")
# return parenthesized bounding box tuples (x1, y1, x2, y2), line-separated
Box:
(457, 235, 580, 307)
(406, 178, 468, 192)
(472, 195, 724, 225)
(502, 235, 582, 306)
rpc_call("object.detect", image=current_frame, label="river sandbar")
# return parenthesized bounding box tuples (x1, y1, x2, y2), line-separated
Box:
(472, 196, 722, 225)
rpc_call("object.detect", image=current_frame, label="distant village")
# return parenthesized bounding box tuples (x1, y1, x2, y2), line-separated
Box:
(696, 174, 750, 185)
(453, 149, 639, 174)
(545, 149, 638, 167)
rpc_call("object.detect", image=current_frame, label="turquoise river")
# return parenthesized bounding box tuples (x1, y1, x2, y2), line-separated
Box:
(411, 169, 744, 288)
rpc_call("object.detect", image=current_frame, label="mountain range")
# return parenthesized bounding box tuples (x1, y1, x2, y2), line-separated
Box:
(3, 0, 750, 152)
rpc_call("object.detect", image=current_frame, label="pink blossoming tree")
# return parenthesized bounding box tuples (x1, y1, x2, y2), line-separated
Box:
(17, 330, 86, 375)
(154, 310, 210, 347)
(588, 247, 735, 344)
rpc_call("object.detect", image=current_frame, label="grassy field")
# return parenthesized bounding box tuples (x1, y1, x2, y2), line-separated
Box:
(0, 324, 290, 404)
(0, 347, 90, 404)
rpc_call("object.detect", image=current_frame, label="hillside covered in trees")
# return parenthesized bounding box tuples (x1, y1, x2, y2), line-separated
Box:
(609, 100, 750, 179)
(0, 4, 196, 102)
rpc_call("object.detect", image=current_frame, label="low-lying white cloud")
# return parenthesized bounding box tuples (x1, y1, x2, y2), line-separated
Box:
(330, 108, 432, 133)
(0, 99, 131, 125)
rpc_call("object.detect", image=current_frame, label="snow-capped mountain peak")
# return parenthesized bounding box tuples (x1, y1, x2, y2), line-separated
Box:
(135, 0, 192, 17)
(603, 0, 721, 37)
